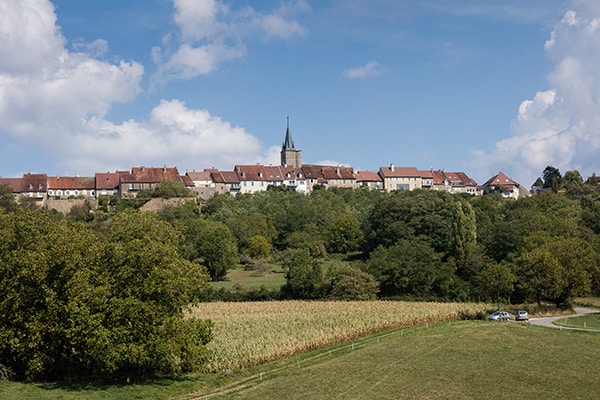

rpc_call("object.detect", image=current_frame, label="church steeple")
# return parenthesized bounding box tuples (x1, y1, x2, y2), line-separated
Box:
(280, 116, 302, 168)
(282, 116, 295, 150)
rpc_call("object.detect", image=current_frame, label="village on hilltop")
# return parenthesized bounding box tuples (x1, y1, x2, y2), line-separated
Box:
(0, 121, 529, 205)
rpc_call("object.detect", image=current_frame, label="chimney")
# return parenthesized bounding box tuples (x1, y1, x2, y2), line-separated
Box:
(390, 163, 395, 172)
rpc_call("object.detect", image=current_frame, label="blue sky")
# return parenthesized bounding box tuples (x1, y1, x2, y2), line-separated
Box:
(2, 0, 600, 187)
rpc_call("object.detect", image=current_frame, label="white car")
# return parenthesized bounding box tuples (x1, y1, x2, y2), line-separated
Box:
(488, 311, 512, 321)
(515, 310, 529, 321)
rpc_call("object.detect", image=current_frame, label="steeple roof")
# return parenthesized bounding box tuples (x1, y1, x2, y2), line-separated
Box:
(282, 116, 295, 150)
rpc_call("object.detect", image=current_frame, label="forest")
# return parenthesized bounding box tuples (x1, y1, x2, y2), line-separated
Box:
(0, 166, 599, 381)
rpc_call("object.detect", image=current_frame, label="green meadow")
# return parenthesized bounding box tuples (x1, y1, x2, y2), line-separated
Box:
(2, 320, 599, 400)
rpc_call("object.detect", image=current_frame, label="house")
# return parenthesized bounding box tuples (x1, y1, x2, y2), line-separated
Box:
(119, 166, 182, 197)
(186, 170, 217, 199)
(355, 170, 384, 190)
(0, 177, 22, 199)
(3, 173, 49, 202)
(300, 165, 356, 191)
(47, 176, 96, 199)
(211, 170, 240, 195)
(235, 164, 276, 194)
(431, 170, 479, 195)
(277, 165, 308, 193)
(378, 165, 422, 192)
(419, 170, 434, 190)
(481, 172, 526, 199)
(95, 172, 123, 198)
(443, 171, 479, 195)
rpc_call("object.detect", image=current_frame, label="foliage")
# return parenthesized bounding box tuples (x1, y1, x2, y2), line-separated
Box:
(542, 165, 562, 192)
(281, 249, 324, 299)
(0, 209, 213, 382)
(0, 184, 17, 212)
(246, 234, 271, 259)
(328, 265, 379, 300)
(193, 220, 239, 281)
(367, 239, 441, 298)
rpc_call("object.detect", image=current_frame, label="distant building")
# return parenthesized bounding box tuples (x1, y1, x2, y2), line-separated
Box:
(482, 171, 528, 199)
(281, 117, 302, 168)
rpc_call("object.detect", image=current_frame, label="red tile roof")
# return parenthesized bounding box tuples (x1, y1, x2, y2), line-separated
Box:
(95, 172, 121, 190)
(121, 167, 181, 184)
(355, 170, 382, 182)
(483, 172, 518, 187)
(48, 176, 95, 190)
(378, 166, 420, 178)
(0, 177, 23, 193)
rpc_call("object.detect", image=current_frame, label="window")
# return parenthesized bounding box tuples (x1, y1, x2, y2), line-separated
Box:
(396, 184, 409, 191)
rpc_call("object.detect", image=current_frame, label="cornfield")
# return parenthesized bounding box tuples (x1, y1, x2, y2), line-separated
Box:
(187, 301, 489, 373)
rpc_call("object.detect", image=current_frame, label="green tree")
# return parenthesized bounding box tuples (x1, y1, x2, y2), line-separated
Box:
(329, 265, 379, 300)
(542, 165, 562, 192)
(281, 249, 323, 299)
(152, 179, 195, 198)
(367, 239, 440, 298)
(324, 213, 363, 254)
(478, 263, 516, 303)
(195, 220, 238, 281)
(0, 184, 17, 212)
(515, 235, 593, 306)
(247, 234, 271, 259)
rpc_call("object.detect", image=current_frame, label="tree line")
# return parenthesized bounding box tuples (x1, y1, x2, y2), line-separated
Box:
(1, 166, 599, 381)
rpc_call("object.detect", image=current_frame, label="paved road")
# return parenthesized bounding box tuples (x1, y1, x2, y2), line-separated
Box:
(528, 307, 599, 331)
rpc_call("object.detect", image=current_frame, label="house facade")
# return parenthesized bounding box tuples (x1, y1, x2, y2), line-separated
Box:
(47, 176, 96, 199)
(378, 165, 422, 192)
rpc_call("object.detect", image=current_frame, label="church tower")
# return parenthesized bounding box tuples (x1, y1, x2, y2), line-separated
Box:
(280, 117, 302, 168)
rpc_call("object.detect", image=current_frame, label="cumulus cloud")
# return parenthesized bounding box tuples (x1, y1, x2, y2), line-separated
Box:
(153, 0, 309, 84)
(472, 0, 600, 186)
(0, 0, 273, 175)
(71, 99, 266, 173)
(343, 61, 384, 78)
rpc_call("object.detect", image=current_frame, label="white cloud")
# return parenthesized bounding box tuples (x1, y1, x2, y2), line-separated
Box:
(153, 0, 309, 84)
(69, 100, 265, 173)
(0, 0, 143, 141)
(472, 0, 600, 186)
(343, 61, 384, 78)
(0, 0, 274, 175)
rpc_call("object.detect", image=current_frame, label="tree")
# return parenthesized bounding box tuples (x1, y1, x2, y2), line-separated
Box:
(367, 239, 440, 298)
(542, 165, 562, 192)
(0, 209, 213, 381)
(478, 263, 516, 303)
(515, 235, 594, 306)
(0, 184, 17, 212)
(247, 234, 271, 259)
(324, 213, 363, 254)
(281, 248, 323, 299)
(152, 179, 195, 199)
(329, 265, 378, 300)
(195, 220, 239, 281)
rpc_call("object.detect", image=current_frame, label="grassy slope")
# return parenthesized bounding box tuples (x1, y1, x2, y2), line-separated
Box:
(2, 321, 599, 399)
(224, 322, 600, 400)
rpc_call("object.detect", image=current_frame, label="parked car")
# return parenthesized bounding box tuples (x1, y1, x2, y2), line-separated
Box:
(488, 311, 512, 321)
(515, 310, 529, 321)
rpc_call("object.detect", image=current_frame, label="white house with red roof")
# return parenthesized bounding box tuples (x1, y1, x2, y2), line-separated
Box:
(482, 171, 528, 199)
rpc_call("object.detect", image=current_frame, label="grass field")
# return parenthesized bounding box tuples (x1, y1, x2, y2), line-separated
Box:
(208, 265, 286, 292)
(554, 313, 600, 330)
(220, 322, 600, 400)
(2, 302, 599, 400)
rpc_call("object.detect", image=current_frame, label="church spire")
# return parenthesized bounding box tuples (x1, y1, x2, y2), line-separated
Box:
(280, 116, 302, 168)
(282, 115, 295, 150)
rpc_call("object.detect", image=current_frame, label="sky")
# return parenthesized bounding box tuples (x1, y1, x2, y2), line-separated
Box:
(2, 0, 600, 187)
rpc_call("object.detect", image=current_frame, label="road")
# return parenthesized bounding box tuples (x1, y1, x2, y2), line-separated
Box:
(528, 307, 599, 331)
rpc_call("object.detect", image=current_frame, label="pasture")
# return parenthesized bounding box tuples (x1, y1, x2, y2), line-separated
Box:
(2, 301, 599, 399)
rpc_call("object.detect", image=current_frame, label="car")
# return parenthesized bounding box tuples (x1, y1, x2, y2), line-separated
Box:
(488, 311, 512, 321)
(515, 310, 529, 321)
